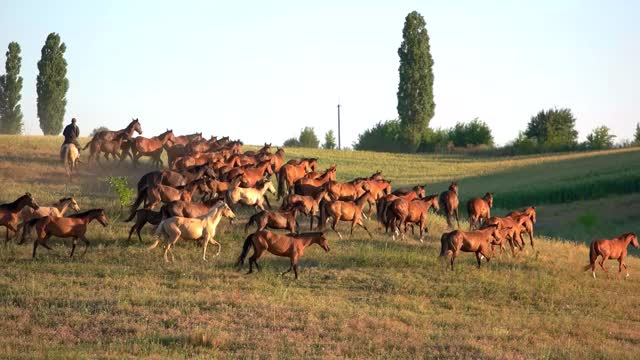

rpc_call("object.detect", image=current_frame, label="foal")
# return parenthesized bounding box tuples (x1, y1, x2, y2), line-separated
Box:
(123, 208, 162, 242)
(236, 230, 330, 279)
(584, 232, 639, 279)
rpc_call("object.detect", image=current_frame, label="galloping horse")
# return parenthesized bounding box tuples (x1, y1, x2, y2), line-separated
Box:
(123, 208, 162, 242)
(239, 161, 274, 187)
(171, 132, 203, 146)
(296, 166, 337, 187)
(277, 160, 314, 199)
(467, 192, 493, 230)
(319, 191, 373, 239)
(244, 202, 304, 234)
(150, 202, 236, 262)
(29, 209, 109, 258)
(584, 232, 638, 279)
(130, 180, 202, 215)
(18, 197, 80, 241)
(439, 182, 460, 228)
(237, 230, 330, 279)
(439, 224, 502, 270)
(87, 132, 131, 165)
(83, 118, 143, 150)
(282, 190, 328, 230)
(506, 207, 537, 249)
(1, 193, 39, 242)
(226, 179, 276, 212)
(388, 195, 440, 241)
(130, 129, 176, 167)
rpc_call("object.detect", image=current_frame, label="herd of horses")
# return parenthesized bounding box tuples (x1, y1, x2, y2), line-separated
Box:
(1, 118, 638, 279)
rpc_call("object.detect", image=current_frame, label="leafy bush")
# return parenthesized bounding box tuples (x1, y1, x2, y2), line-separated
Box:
(283, 137, 300, 147)
(284, 127, 320, 148)
(106, 176, 134, 209)
(353, 119, 405, 153)
(586, 126, 616, 150)
(323, 130, 336, 149)
(447, 118, 494, 147)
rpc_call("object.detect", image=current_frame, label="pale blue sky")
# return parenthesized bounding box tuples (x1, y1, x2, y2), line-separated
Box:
(1, 0, 638, 146)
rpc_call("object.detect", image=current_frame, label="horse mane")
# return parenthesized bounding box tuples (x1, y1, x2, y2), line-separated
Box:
(67, 208, 104, 218)
(58, 197, 73, 203)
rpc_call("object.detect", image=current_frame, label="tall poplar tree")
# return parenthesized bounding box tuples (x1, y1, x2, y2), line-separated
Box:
(397, 11, 435, 152)
(0, 42, 24, 134)
(36, 33, 69, 135)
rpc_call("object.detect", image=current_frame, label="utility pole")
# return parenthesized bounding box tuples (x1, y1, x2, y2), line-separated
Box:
(337, 103, 341, 150)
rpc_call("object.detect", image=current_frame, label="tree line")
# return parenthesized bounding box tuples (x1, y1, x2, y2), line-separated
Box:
(0, 33, 69, 135)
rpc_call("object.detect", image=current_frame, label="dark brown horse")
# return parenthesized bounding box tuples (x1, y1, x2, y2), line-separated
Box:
(282, 190, 328, 230)
(82, 118, 143, 151)
(131, 130, 176, 167)
(237, 230, 330, 279)
(87, 132, 131, 165)
(1, 193, 39, 242)
(319, 191, 373, 239)
(28, 209, 109, 258)
(467, 192, 493, 230)
(277, 160, 313, 199)
(439, 182, 460, 228)
(244, 202, 304, 233)
(123, 209, 162, 242)
(584, 232, 639, 279)
(129, 181, 201, 215)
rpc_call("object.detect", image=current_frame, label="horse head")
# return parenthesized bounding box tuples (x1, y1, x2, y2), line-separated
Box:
(131, 118, 143, 135)
(484, 192, 494, 208)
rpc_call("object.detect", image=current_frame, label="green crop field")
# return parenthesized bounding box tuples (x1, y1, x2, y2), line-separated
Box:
(1, 135, 639, 359)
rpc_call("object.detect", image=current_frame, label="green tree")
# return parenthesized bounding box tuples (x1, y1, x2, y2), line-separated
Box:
(354, 119, 404, 153)
(37, 33, 69, 135)
(283, 137, 300, 147)
(323, 130, 336, 149)
(524, 108, 578, 149)
(0, 42, 24, 134)
(397, 11, 435, 152)
(586, 126, 616, 150)
(298, 127, 319, 148)
(448, 118, 494, 147)
(635, 123, 640, 145)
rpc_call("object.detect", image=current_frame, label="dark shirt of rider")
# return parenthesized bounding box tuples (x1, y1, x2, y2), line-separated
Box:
(63, 121, 80, 145)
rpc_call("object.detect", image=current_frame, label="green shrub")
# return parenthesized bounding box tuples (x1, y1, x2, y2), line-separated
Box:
(106, 176, 134, 208)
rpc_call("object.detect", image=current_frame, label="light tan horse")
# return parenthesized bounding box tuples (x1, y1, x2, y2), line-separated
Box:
(60, 144, 80, 178)
(226, 179, 276, 212)
(584, 232, 639, 279)
(150, 202, 236, 262)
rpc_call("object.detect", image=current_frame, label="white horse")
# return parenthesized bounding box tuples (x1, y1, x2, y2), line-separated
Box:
(150, 202, 236, 262)
(60, 144, 80, 178)
(226, 179, 276, 212)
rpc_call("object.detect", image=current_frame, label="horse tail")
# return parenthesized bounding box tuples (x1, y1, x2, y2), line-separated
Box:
(123, 209, 138, 222)
(318, 200, 328, 230)
(236, 233, 254, 267)
(584, 241, 597, 271)
(245, 213, 258, 233)
(82, 138, 94, 151)
(130, 186, 148, 216)
(277, 167, 286, 199)
(160, 205, 170, 220)
(439, 232, 450, 257)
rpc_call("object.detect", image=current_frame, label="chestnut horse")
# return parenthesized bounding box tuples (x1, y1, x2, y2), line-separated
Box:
(18, 197, 80, 242)
(439, 182, 460, 228)
(237, 230, 330, 279)
(584, 232, 639, 279)
(172, 132, 203, 146)
(239, 161, 274, 187)
(130, 180, 201, 215)
(388, 195, 440, 241)
(282, 190, 328, 230)
(83, 118, 143, 150)
(439, 224, 501, 270)
(87, 132, 131, 165)
(29, 209, 109, 258)
(296, 166, 337, 187)
(506, 207, 536, 249)
(319, 191, 373, 239)
(131, 129, 176, 167)
(467, 192, 493, 230)
(277, 160, 313, 199)
(1, 193, 39, 242)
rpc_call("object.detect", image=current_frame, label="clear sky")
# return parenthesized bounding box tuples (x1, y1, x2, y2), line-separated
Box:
(1, 0, 638, 146)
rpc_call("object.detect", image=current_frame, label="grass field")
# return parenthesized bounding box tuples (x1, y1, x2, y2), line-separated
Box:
(1, 135, 639, 358)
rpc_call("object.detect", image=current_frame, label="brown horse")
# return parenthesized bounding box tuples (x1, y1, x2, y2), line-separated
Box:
(160, 199, 221, 219)
(131, 129, 176, 167)
(244, 202, 304, 234)
(388, 195, 440, 241)
(171, 132, 203, 146)
(1, 193, 39, 242)
(584, 233, 639, 279)
(439, 224, 501, 270)
(506, 207, 537, 249)
(239, 161, 274, 187)
(467, 192, 493, 230)
(29, 209, 109, 258)
(282, 190, 328, 230)
(439, 182, 460, 228)
(376, 186, 425, 229)
(83, 118, 143, 151)
(277, 160, 313, 199)
(236, 230, 330, 279)
(324, 180, 362, 202)
(87, 132, 131, 165)
(296, 166, 337, 187)
(123, 208, 162, 242)
(130, 180, 201, 215)
(319, 191, 373, 239)
(392, 185, 426, 198)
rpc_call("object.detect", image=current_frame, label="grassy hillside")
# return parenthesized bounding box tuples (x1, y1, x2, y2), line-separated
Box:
(0, 135, 639, 358)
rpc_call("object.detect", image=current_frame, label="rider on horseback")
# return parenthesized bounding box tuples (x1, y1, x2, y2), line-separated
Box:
(62, 118, 81, 150)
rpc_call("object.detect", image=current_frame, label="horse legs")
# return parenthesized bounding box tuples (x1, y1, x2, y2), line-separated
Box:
(454, 209, 460, 229)
(528, 228, 534, 249)
(127, 224, 137, 242)
(357, 220, 373, 238)
(450, 250, 459, 270)
(598, 255, 610, 277)
(70, 237, 78, 258)
(622, 261, 629, 278)
(205, 238, 222, 260)
(247, 247, 265, 274)
(475, 252, 483, 268)
(80, 235, 90, 256)
(164, 231, 180, 263)
(331, 217, 342, 240)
